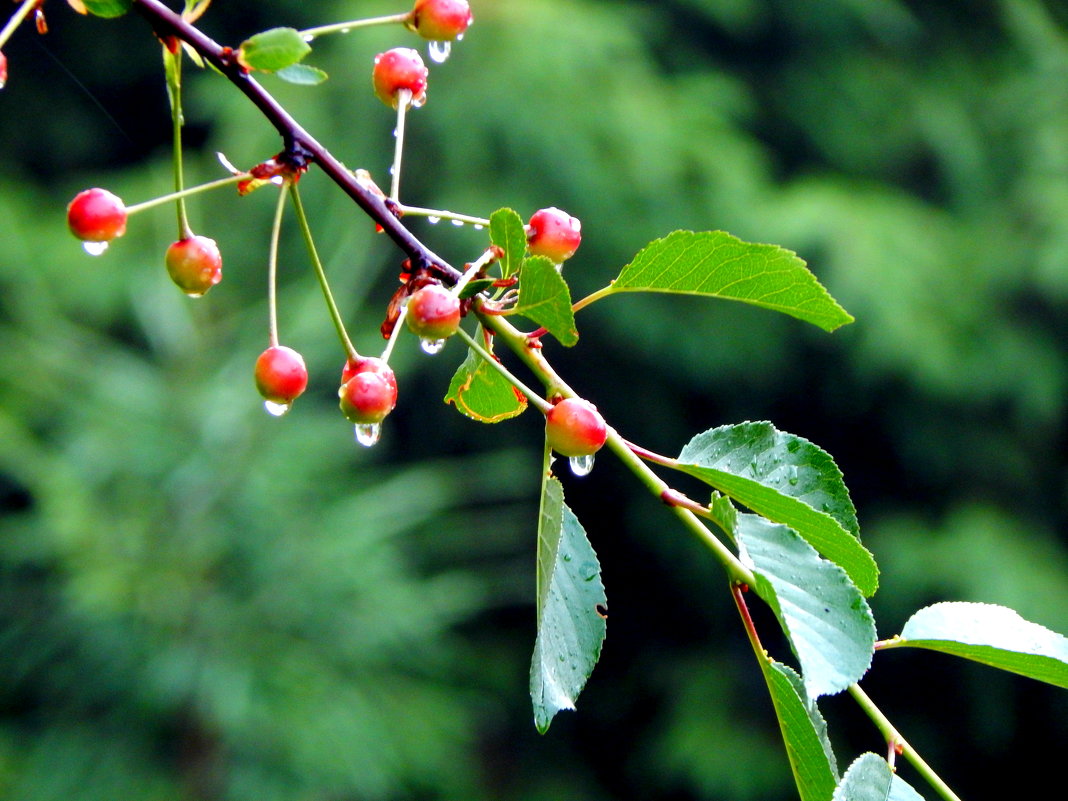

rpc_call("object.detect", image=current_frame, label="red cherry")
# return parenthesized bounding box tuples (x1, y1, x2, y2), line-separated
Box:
(0, 51, 8, 88)
(255, 345, 309, 404)
(405, 284, 461, 341)
(67, 188, 127, 243)
(545, 397, 607, 457)
(340, 355, 399, 394)
(339, 368, 398, 424)
(527, 207, 582, 263)
(372, 47, 428, 108)
(410, 0, 473, 41)
(165, 235, 222, 296)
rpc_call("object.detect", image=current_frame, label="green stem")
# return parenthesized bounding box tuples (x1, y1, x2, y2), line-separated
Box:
(396, 204, 490, 228)
(455, 327, 551, 413)
(379, 304, 408, 364)
(266, 182, 289, 348)
(0, 0, 36, 51)
(288, 183, 358, 360)
(571, 284, 615, 315)
(390, 90, 411, 201)
(164, 47, 192, 238)
(847, 684, 963, 801)
(124, 174, 247, 216)
(299, 12, 411, 41)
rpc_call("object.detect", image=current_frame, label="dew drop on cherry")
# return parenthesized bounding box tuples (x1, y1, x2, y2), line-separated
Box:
(82, 241, 109, 256)
(569, 453, 595, 477)
(355, 422, 381, 447)
(428, 40, 451, 64)
(420, 338, 446, 355)
(263, 400, 291, 417)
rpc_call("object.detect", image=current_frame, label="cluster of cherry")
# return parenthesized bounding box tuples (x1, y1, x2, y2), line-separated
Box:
(63, 0, 608, 460)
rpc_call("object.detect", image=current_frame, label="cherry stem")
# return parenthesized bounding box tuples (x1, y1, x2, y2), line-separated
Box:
(624, 438, 678, 467)
(450, 249, 496, 298)
(390, 89, 412, 201)
(124, 173, 248, 216)
(396, 204, 490, 228)
(288, 183, 358, 361)
(379, 303, 408, 364)
(266, 181, 289, 349)
(163, 47, 193, 239)
(847, 683, 963, 801)
(298, 12, 411, 41)
(0, 0, 36, 51)
(731, 582, 767, 661)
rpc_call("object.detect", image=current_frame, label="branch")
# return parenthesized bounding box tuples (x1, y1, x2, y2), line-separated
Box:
(129, 0, 460, 283)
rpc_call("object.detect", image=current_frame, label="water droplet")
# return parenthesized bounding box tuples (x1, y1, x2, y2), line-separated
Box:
(562, 553, 572, 562)
(354, 423, 381, 447)
(270, 176, 284, 185)
(558, 654, 566, 662)
(569, 454, 595, 476)
(427, 215, 441, 224)
(580, 561, 598, 581)
(0, 78, 6, 91)
(787, 465, 800, 486)
(183, 290, 205, 299)
(302, 34, 314, 42)
(264, 400, 290, 417)
(420, 338, 446, 355)
(341, 27, 351, 34)
(428, 39, 452, 63)
(392, 126, 398, 137)
(473, 223, 484, 230)
(82, 240, 108, 256)
(456, 33, 465, 41)
(388, 165, 396, 176)
(451, 219, 465, 227)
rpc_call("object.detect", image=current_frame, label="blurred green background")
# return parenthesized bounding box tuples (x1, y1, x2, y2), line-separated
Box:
(2, 0, 1067, 798)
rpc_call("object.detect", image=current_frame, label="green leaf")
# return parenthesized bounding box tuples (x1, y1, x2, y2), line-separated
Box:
(514, 256, 579, 346)
(832, 753, 927, 801)
(81, 0, 131, 17)
(609, 230, 854, 332)
(276, 63, 328, 85)
(458, 278, 497, 300)
(530, 476, 607, 733)
(676, 422, 878, 596)
(737, 514, 875, 698)
(238, 28, 312, 73)
(760, 659, 838, 801)
(444, 337, 527, 423)
(895, 602, 1068, 688)
(489, 208, 528, 279)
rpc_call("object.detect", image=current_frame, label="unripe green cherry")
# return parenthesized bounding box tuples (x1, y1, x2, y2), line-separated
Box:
(545, 397, 607, 457)
(527, 207, 582, 263)
(67, 188, 127, 243)
(372, 47, 428, 108)
(405, 284, 461, 341)
(165, 235, 222, 297)
(410, 0, 473, 41)
(339, 369, 398, 425)
(255, 345, 309, 405)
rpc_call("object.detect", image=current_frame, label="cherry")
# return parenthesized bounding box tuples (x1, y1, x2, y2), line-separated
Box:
(339, 366, 398, 425)
(0, 51, 8, 88)
(340, 355, 399, 396)
(164, 235, 222, 296)
(405, 284, 461, 341)
(67, 188, 127, 243)
(372, 47, 428, 108)
(255, 345, 309, 405)
(409, 0, 473, 41)
(527, 207, 582, 263)
(545, 397, 607, 457)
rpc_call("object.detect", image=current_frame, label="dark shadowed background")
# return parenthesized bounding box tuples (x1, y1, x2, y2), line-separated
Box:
(1, 0, 1067, 798)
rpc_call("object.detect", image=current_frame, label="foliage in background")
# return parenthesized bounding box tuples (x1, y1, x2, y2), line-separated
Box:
(1, 0, 1068, 799)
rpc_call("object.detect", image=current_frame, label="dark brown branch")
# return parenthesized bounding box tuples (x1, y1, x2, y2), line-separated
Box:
(130, 0, 461, 283)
